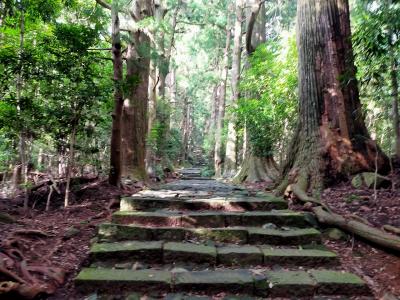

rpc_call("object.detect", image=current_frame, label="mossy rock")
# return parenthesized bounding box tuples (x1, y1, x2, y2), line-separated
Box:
(64, 226, 80, 238)
(0, 212, 15, 224)
(325, 228, 347, 241)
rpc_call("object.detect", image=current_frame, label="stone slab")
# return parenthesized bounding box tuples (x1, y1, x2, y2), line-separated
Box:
(174, 270, 254, 293)
(163, 242, 217, 264)
(217, 246, 263, 266)
(310, 270, 368, 295)
(262, 248, 337, 266)
(75, 268, 172, 293)
(248, 227, 321, 245)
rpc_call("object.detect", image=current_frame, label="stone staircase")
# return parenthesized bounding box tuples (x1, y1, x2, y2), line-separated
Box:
(75, 168, 370, 299)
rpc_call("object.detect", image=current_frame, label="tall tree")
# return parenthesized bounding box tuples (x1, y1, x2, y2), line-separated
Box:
(106, 0, 124, 186)
(121, 0, 152, 181)
(214, 22, 232, 178)
(223, 0, 244, 177)
(234, 0, 280, 183)
(279, 0, 389, 198)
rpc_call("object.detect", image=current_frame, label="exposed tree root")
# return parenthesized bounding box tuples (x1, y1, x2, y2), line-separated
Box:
(383, 225, 400, 236)
(313, 206, 400, 252)
(287, 182, 400, 253)
(233, 154, 278, 184)
(0, 234, 65, 299)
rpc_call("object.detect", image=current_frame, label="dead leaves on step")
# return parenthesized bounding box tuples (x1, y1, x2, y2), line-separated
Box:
(0, 230, 65, 299)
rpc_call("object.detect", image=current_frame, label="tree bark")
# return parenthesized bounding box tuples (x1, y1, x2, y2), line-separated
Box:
(181, 97, 190, 161)
(121, 0, 152, 181)
(279, 0, 389, 196)
(214, 24, 232, 178)
(146, 44, 157, 176)
(233, 151, 279, 183)
(64, 124, 76, 207)
(390, 56, 400, 159)
(223, 0, 244, 178)
(108, 1, 124, 186)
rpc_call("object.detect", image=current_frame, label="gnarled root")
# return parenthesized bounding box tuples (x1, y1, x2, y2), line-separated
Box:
(283, 178, 400, 253)
(0, 234, 65, 299)
(313, 206, 400, 252)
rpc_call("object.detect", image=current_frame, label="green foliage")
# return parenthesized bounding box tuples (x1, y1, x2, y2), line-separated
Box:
(352, 0, 400, 154)
(0, 0, 112, 174)
(236, 34, 298, 157)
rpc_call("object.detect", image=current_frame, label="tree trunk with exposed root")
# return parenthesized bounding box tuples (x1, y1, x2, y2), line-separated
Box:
(233, 152, 279, 183)
(278, 0, 389, 198)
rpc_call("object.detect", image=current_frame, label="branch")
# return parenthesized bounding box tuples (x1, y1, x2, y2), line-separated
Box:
(87, 48, 112, 51)
(245, 0, 265, 54)
(95, 0, 139, 21)
(95, 0, 111, 10)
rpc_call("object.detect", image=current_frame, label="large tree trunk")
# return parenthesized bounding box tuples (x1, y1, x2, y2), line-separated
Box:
(181, 97, 190, 161)
(121, 30, 151, 181)
(279, 0, 389, 196)
(108, 1, 124, 186)
(223, 0, 244, 178)
(146, 46, 157, 176)
(214, 24, 232, 178)
(233, 151, 279, 183)
(390, 56, 400, 159)
(169, 66, 177, 129)
(235, 0, 278, 184)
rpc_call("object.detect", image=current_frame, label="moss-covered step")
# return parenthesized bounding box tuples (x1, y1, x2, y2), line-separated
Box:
(174, 270, 254, 293)
(217, 245, 263, 266)
(120, 196, 287, 212)
(98, 224, 321, 245)
(112, 211, 183, 226)
(248, 227, 321, 245)
(112, 210, 307, 228)
(75, 268, 172, 293)
(163, 242, 217, 264)
(75, 268, 368, 297)
(82, 293, 258, 300)
(261, 248, 338, 266)
(88, 241, 337, 268)
(310, 270, 368, 295)
(255, 270, 316, 297)
(254, 270, 368, 297)
(89, 241, 163, 264)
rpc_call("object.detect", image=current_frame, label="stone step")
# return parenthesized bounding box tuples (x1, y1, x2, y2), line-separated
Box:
(89, 241, 338, 267)
(112, 210, 309, 228)
(181, 176, 210, 180)
(98, 223, 321, 245)
(129, 189, 252, 199)
(75, 268, 368, 297)
(120, 196, 287, 212)
(84, 292, 259, 300)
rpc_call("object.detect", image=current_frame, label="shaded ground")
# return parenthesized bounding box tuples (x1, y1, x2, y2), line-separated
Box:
(321, 184, 400, 298)
(0, 180, 123, 299)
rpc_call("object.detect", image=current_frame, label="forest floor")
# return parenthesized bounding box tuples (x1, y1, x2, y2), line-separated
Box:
(0, 175, 399, 299)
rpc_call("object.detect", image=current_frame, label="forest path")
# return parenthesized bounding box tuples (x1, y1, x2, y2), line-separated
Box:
(74, 168, 370, 299)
